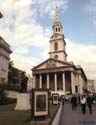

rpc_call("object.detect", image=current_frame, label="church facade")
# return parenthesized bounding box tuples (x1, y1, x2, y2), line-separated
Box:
(32, 6, 87, 95)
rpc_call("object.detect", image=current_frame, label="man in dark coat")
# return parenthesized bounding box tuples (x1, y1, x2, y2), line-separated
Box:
(87, 94, 94, 114)
(71, 94, 77, 111)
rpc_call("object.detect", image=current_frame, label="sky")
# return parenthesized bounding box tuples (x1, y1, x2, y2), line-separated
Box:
(0, 0, 96, 80)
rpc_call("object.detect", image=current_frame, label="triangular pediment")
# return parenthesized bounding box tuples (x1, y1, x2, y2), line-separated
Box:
(32, 58, 73, 71)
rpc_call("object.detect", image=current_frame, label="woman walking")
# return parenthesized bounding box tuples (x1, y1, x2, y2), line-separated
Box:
(80, 95, 86, 114)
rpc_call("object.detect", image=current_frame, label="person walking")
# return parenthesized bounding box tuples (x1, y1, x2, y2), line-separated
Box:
(71, 94, 77, 111)
(87, 94, 94, 115)
(80, 95, 86, 114)
(77, 94, 81, 106)
(61, 95, 65, 106)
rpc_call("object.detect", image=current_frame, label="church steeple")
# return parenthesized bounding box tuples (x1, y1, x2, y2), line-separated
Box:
(53, 5, 62, 35)
(55, 5, 60, 23)
(49, 4, 67, 62)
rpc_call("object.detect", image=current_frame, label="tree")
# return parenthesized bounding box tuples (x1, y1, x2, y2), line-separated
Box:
(0, 84, 6, 105)
(8, 61, 26, 84)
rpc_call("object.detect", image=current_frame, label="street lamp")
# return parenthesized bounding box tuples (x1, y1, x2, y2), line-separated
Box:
(0, 12, 3, 18)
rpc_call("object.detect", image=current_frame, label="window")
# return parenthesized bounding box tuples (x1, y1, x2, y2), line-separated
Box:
(56, 28, 57, 32)
(75, 86, 78, 94)
(58, 28, 60, 32)
(54, 42, 58, 51)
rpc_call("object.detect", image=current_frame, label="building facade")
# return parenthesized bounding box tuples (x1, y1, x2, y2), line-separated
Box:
(0, 36, 12, 83)
(32, 6, 87, 95)
(87, 80, 95, 93)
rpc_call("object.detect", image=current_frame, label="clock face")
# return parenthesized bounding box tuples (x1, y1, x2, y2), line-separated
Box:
(54, 55, 58, 59)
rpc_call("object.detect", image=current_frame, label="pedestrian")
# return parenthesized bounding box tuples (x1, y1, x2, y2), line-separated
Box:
(77, 94, 81, 106)
(87, 94, 94, 115)
(61, 95, 65, 105)
(71, 94, 77, 111)
(80, 95, 86, 114)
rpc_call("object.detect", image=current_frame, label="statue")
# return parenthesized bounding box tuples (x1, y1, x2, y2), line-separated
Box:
(20, 76, 28, 92)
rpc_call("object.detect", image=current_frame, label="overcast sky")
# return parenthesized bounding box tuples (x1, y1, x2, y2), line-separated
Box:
(0, 0, 96, 80)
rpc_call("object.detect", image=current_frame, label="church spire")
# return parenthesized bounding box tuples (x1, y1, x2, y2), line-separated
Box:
(55, 4, 60, 23)
(49, 3, 67, 62)
(53, 4, 62, 34)
(53, 3, 62, 26)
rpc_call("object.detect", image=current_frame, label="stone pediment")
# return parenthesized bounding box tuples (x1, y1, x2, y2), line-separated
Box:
(32, 58, 73, 70)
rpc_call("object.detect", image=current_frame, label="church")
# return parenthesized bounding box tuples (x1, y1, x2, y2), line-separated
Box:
(32, 6, 87, 96)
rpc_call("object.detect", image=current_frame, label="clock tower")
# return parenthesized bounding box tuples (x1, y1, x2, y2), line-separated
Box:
(49, 6, 67, 62)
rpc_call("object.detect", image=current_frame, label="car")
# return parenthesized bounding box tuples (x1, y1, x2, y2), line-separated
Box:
(65, 92, 72, 101)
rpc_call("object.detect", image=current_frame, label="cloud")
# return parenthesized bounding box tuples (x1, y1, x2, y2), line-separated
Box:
(84, 0, 96, 27)
(0, 0, 96, 80)
(11, 53, 40, 74)
(0, 0, 68, 74)
(31, 0, 69, 19)
(66, 38, 96, 80)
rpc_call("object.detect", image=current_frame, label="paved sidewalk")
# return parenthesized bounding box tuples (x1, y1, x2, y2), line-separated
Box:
(59, 102, 96, 125)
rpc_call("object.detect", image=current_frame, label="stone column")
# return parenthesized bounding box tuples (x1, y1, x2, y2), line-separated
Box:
(54, 73, 57, 91)
(62, 72, 65, 95)
(47, 74, 49, 89)
(40, 74, 42, 88)
(71, 72, 75, 94)
(33, 75, 36, 88)
(79, 74, 83, 94)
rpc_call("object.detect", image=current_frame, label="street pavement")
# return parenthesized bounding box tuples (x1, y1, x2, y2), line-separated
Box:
(59, 102, 96, 125)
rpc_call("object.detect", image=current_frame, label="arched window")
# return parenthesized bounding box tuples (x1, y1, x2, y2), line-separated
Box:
(54, 42, 58, 51)
(54, 55, 58, 59)
(56, 28, 57, 32)
(58, 28, 60, 32)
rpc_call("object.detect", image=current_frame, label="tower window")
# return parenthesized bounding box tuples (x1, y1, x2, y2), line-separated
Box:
(56, 28, 57, 32)
(54, 55, 58, 59)
(58, 28, 60, 32)
(54, 42, 58, 51)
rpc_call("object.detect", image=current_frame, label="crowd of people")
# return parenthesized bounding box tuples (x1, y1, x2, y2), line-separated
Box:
(61, 93, 96, 115)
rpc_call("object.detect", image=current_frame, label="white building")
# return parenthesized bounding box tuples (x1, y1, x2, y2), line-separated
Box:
(87, 80, 95, 93)
(27, 75, 33, 91)
(32, 6, 87, 95)
(0, 36, 12, 83)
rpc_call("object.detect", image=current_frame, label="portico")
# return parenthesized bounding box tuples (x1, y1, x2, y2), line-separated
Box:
(32, 58, 85, 95)
(33, 72, 67, 94)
